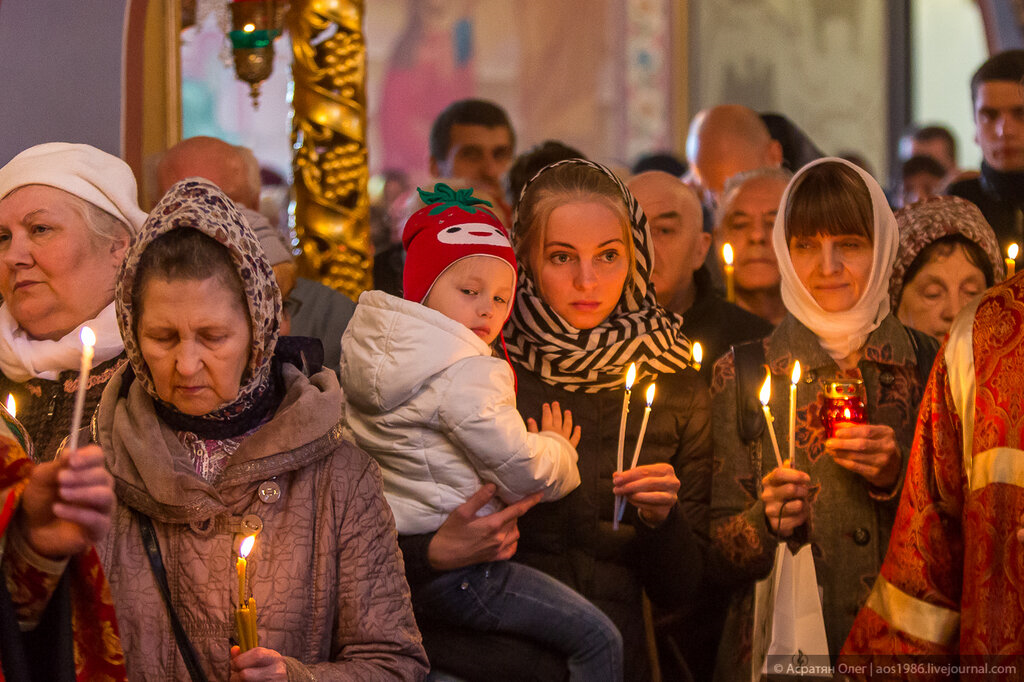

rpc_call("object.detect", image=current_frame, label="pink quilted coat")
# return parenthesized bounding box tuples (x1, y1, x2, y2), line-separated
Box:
(94, 363, 428, 680)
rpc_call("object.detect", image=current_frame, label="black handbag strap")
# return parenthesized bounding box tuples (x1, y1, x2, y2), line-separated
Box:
(733, 340, 768, 444)
(907, 326, 940, 387)
(135, 512, 210, 682)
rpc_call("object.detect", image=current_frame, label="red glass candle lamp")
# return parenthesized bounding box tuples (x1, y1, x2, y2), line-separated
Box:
(819, 380, 866, 438)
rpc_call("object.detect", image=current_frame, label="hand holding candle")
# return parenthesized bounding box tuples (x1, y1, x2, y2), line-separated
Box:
(617, 384, 656, 523)
(613, 364, 637, 529)
(235, 534, 259, 652)
(1007, 243, 1018, 279)
(759, 371, 784, 469)
(723, 243, 735, 303)
(67, 326, 95, 454)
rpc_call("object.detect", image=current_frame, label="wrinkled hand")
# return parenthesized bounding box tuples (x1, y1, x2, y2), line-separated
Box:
(612, 463, 680, 527)
(427, 484, 543, 571)
(526, 401, 581, 447)
(761, 462, 811, 537)
(17, 445, 114, 559)
(230, 646, 287, 681)
(827, 424, 900, 490)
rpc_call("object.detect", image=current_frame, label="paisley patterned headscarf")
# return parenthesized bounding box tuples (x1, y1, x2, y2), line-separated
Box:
(115, 178, 282, 432)
(890, 195, 1003, 310)
(504, 159, 694, 393)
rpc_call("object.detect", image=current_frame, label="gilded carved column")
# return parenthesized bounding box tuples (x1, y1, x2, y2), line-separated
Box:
(286, 0, 371, 297)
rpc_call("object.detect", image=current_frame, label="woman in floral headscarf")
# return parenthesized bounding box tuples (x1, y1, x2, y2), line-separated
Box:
(94, 179, 426, 681)
(890, 195, 1003, 341)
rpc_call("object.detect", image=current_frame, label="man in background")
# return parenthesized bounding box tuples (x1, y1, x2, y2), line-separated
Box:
(157, 136, 355, 374)
(430, 99, 516, 224)
(947, 50, 1024, 252)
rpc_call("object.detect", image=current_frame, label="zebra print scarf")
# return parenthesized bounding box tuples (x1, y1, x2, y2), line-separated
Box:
(504, 159, 694, 393)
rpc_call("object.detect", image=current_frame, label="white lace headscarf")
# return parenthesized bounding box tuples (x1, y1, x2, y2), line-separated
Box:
(772, 157, 899, 360)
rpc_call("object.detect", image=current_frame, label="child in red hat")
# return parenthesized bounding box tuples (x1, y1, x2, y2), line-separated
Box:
(341, 184, 623, 680)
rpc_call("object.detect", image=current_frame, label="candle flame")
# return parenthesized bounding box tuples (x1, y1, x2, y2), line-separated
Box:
(5, 395, 13, 418)
(80, 326, 96, 348)
(791, 360, 801, 385)
(625, 363, 636, 390)
(239, 535, 256, 558)
(843, 406, 851, 420)
(759, 371, 771, 407)
(645, 383, 656, 406)
(1010, 243, 1019, 260)
(693, 342, 703, 366)
(243, 22, 256, 32)
(722, 243, 734, 266)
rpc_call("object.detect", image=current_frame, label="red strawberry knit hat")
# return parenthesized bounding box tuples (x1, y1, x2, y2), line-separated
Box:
(402, 183, 518, 304)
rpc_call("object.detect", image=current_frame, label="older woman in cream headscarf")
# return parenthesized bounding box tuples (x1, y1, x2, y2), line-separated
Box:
(709, 158, 940, 680)
(0, 143, 146, 460)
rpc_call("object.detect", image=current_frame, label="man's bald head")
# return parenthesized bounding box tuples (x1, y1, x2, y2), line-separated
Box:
(627, 171, 710, 312)
(157, 136, 261, 210)
(685, 105, 783, 199)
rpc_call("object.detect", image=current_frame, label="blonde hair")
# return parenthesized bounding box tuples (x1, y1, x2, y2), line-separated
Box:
(514, 163, 635, 283)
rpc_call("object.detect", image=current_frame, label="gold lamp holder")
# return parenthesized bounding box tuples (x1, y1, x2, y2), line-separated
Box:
(228, 0, 287, 107)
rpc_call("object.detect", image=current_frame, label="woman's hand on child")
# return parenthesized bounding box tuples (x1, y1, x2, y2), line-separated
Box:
(761, 462, 811, 537)
(612, 463, 680, 527)
(527, 401, 581, 447)
(230, 645, 287, 681)
(18, 445, 115, 559)
(826, 423, 900, 490)
(428, 484, 543, 571)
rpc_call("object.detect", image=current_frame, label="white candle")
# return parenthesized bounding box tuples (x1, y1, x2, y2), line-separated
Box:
(617, 384, 657, 524)
(628, 384, 656, 471)
(759, 371, 784, 469)
(789, 361, 801, 466)
(5, 394, 14, 418)
(613, 364, 637, 530)
(67, 326, 96, 454)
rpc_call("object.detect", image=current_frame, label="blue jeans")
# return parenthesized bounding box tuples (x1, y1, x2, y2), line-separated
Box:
(413, 561, 623, 681)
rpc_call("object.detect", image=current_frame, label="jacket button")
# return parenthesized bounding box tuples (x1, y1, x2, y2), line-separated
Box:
(853, 527, 870, 545)
(258, 480, 282, 504)
(880, 372, 895, 387)
(242, 514, 263, 535)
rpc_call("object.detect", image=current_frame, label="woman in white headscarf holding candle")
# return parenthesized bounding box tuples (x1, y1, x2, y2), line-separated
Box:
(707, 158, 939, 680)
(0, 143, 146, 460)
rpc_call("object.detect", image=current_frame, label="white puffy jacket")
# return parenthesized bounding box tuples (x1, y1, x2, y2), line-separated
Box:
(340, 290, 580, 534)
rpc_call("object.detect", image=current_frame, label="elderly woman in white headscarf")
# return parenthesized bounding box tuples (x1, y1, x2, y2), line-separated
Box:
(706, 158, 940, 680)
(0, 143, 146, 460)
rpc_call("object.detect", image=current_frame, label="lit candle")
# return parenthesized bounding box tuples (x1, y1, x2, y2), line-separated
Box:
(759, 371, 784, 469)
(613, 364, 637, 530)
(235, 535, 259, 651)
(617, 383, 657, 524)
(627, 384, 656, 470)
(5, 395, 14, 418)
(723, 243, 735, 303)
(67, 327, 95, 454)
(692, 342, 703, 372)
(1007, 244, 1018, 279)
(789, 361, 801, 466)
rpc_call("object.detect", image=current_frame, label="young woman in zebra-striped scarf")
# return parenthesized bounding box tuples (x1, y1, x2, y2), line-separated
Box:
(407, 159, 712, 680)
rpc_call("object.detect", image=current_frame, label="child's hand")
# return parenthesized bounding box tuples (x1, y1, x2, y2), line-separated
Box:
(527, 401, 581, 447)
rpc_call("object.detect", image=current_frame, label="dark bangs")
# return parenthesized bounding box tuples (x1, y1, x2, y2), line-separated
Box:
(784, 161, 874, 242)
